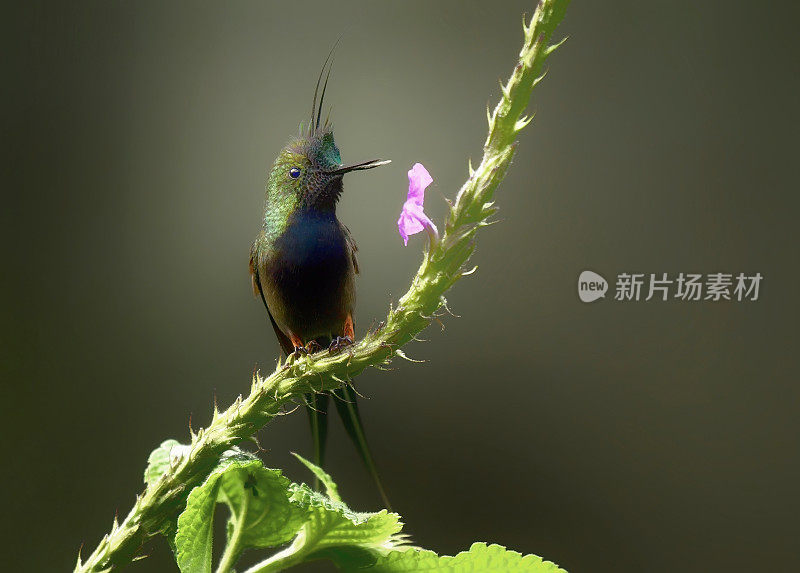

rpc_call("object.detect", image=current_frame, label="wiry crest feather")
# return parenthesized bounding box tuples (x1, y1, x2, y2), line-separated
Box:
(309, 39, 341, 137)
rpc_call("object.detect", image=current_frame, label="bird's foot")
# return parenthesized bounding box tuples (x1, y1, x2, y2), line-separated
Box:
(289, 346, 309, 361)
(328, 335, 354, 355)
(305, 340, 324, 355)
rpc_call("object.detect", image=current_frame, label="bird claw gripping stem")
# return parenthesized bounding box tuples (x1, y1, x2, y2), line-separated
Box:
(328, 335, 354, 355)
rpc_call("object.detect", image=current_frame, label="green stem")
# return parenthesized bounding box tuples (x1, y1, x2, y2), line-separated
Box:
(215, 491, 249, 573)
(241, 534, 307, 573)
(74, 2, 570, 571)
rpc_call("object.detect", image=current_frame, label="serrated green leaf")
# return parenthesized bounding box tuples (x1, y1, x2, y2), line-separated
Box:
(172, 454, 565, 573)
(246, 483, 404, 573)
(371, 542, 567, 572)
(447, 542, 566, 572)
(218, 461, 307, 549)
(144, 439, 181, 486)
(291, 452, 340, 502)
(368, 547, 441, 571)
(175, 471, 220, 573)
(174, 454, 306, 573)
(143, 439, 186, 556)
(289, 483, 401, 551)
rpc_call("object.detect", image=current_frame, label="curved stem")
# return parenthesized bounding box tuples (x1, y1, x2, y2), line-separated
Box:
(74, 2, 571, 571)
(215, 491, 249, 573)
(241, 541, 304, 573)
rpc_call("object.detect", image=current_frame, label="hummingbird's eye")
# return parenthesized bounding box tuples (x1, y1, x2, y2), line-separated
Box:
(289, 167, 301, 179)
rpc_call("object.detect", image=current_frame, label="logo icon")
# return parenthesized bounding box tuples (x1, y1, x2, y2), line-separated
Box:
(578, 270, 608, 303)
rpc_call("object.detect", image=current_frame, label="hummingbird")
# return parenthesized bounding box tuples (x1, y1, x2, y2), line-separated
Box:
(248, 52, 391, 506)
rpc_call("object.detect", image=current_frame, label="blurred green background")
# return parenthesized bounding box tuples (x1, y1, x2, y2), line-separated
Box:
(3, 1, 799, 571)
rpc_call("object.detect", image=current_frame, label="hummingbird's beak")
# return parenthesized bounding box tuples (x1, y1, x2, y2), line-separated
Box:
(326, 159, 391, 176)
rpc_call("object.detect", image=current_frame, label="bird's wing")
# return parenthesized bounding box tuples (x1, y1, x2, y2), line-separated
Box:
(341, 222, 359, 275)
(250, 243, 332, 491)
(249, 243, 294, 355)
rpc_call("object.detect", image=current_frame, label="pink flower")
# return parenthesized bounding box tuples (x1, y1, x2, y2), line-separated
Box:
(398, 163, 438, 246)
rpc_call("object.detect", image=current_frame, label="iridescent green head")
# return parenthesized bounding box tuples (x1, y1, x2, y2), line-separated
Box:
(264, 54, 389, 216)
(267, 129, 388, 212)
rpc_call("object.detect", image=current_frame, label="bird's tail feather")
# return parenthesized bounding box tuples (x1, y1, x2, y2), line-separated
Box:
(332, 385, 392, 510)
(305, 392, 330, 490)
